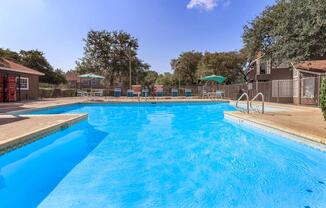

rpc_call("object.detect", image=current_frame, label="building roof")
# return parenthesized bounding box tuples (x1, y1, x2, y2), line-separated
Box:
(295, 60, 326, 74)
(0, 58, 45, 76)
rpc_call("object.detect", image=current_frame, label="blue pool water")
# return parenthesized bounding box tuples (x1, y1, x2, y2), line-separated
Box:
(0, 103, 326, 208)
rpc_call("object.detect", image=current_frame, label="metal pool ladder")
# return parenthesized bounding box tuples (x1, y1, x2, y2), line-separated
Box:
(236, 92, 249, 114)
(250, 92, 265, 114)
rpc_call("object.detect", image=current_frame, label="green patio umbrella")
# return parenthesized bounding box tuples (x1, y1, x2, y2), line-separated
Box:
(200, 75, 226, 84)
(79, 73, 105, 79)
(78, 73, 105, 90)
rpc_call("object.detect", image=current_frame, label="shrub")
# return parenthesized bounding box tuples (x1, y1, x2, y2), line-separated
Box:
(320, 77, 326, 120)
(39, 88, 54, 98)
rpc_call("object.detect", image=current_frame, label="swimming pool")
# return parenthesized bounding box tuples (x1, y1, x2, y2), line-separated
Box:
(1, 103, 325, 207)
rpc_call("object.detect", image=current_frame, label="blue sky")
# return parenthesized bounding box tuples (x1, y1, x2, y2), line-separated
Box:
(0, 0, 275, 73)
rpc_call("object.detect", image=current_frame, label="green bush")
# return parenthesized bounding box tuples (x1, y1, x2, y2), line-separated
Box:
(39, 88, 54, 98)
(320, 77, 326, 120)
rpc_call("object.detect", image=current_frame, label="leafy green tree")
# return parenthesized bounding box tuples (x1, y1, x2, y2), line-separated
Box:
(141, 70, 158, 94)
(171, 51, 203, 85)
(320, 78, 326, 120)
(77, 30, 150, 86)
(0, 48, 21, 62)
(243, 0, 326, 62)
(156, 72, 177, 88)
(197, 52, 246, 84)
(273, 0, 326, 61)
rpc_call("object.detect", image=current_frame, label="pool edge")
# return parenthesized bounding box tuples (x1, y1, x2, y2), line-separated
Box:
(0, 113, 88, 155)
(224, 112, 326, 152)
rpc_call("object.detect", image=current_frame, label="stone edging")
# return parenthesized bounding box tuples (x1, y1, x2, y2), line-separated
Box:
(224, 112, 326, 152)
(0, 114, 88, 155)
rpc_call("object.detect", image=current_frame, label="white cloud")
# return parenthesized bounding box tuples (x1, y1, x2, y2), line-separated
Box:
(186, 0, 230, 11)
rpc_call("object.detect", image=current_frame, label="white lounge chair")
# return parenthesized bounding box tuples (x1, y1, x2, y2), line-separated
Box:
(216, 90, 224, 98)
(91, 89, 104, 96)
(77, 90, 88, 97)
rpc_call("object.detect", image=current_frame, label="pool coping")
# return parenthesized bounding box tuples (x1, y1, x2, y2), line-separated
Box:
(0, 113, 88, 155)
(9, 100, 230, 115)
(224, 112, 326, 152)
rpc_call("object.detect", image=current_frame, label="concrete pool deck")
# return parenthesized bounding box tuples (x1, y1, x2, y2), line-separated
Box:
(225, 102, 326, 146)
(0, 113, 87, 155)
(0, 97, 325, 153)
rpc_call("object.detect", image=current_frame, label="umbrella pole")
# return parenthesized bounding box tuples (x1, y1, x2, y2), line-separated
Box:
(90, 78, 93, 101)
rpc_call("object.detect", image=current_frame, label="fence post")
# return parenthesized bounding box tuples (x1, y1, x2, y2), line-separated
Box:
(298, 73, 302, 105)
(317, 75, 321, 106)
(277, 80, 280, 103)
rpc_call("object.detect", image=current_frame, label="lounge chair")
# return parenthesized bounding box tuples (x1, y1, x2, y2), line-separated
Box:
(91, 89, 104, 96)
(114, 88, 121, 97)
(202, 90, 209, 98)
(127, 89, 133, 97)
(142, 88, 149, 97)
(171, 88, 178, 97)
(132, 85, 142, 97)
(77, 90, 88, 97)
(154, 85, 164, 97)
(185, 88, 192, 97)
(216, 90, 224, 98)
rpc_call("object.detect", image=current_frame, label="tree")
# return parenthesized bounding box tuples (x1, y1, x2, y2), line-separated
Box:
(197, 52, 246, 84)
(0, 48, 21, 62)
(243, 0, 326, 62)
(169, 51, 246, 85)
(171, 51, 203, 85)
(320, 78, 326, 120)
(141, 70, 158, 94)
(156, 72, 177, 89)
(273, 0, 326, 61)
(0, 48, 66, 85)
(77, 30, 150, 86)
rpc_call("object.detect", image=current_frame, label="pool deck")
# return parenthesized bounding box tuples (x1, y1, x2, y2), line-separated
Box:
(225, 102, 326, 146)
(0, 97, 325, 153)
(0, 113, 87, 155)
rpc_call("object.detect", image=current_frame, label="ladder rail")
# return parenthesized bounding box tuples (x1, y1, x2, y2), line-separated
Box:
(250, 92, 265, 114)
(235, 93, 249, 114)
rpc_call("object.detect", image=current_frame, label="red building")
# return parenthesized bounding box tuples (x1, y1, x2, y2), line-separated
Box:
(0, 58, 44, 102)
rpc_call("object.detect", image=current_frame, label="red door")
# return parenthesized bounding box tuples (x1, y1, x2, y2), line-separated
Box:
(7, 75, 16, 102)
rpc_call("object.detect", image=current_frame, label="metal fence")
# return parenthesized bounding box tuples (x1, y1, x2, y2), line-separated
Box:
(219, 75, 325, 105)
(55, 75, 325, 105)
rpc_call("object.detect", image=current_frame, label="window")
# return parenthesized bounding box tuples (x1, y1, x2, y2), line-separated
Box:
(260, 62, 267, 74)
(302, 77, 315, 98)
(16, 77, 29, 90)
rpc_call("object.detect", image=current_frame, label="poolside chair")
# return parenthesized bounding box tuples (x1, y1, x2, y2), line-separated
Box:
(127, 89, 133, 97)
(185, 88, 192, 97)
(132, 85, 142, 97)
(216, 90, 224, 98)
(154, 85, 164, 97)
(114, 88, 121, 97)
(91, 89, 104, 97)
(202, 89, 209, 98)
(142, 88, 149, 97)
(77, 90, 88, 97)
(171, 88, 178, 97)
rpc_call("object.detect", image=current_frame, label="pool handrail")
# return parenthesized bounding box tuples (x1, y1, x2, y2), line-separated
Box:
(236, 93, 249, 114)
(250, 92, 264, 114)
